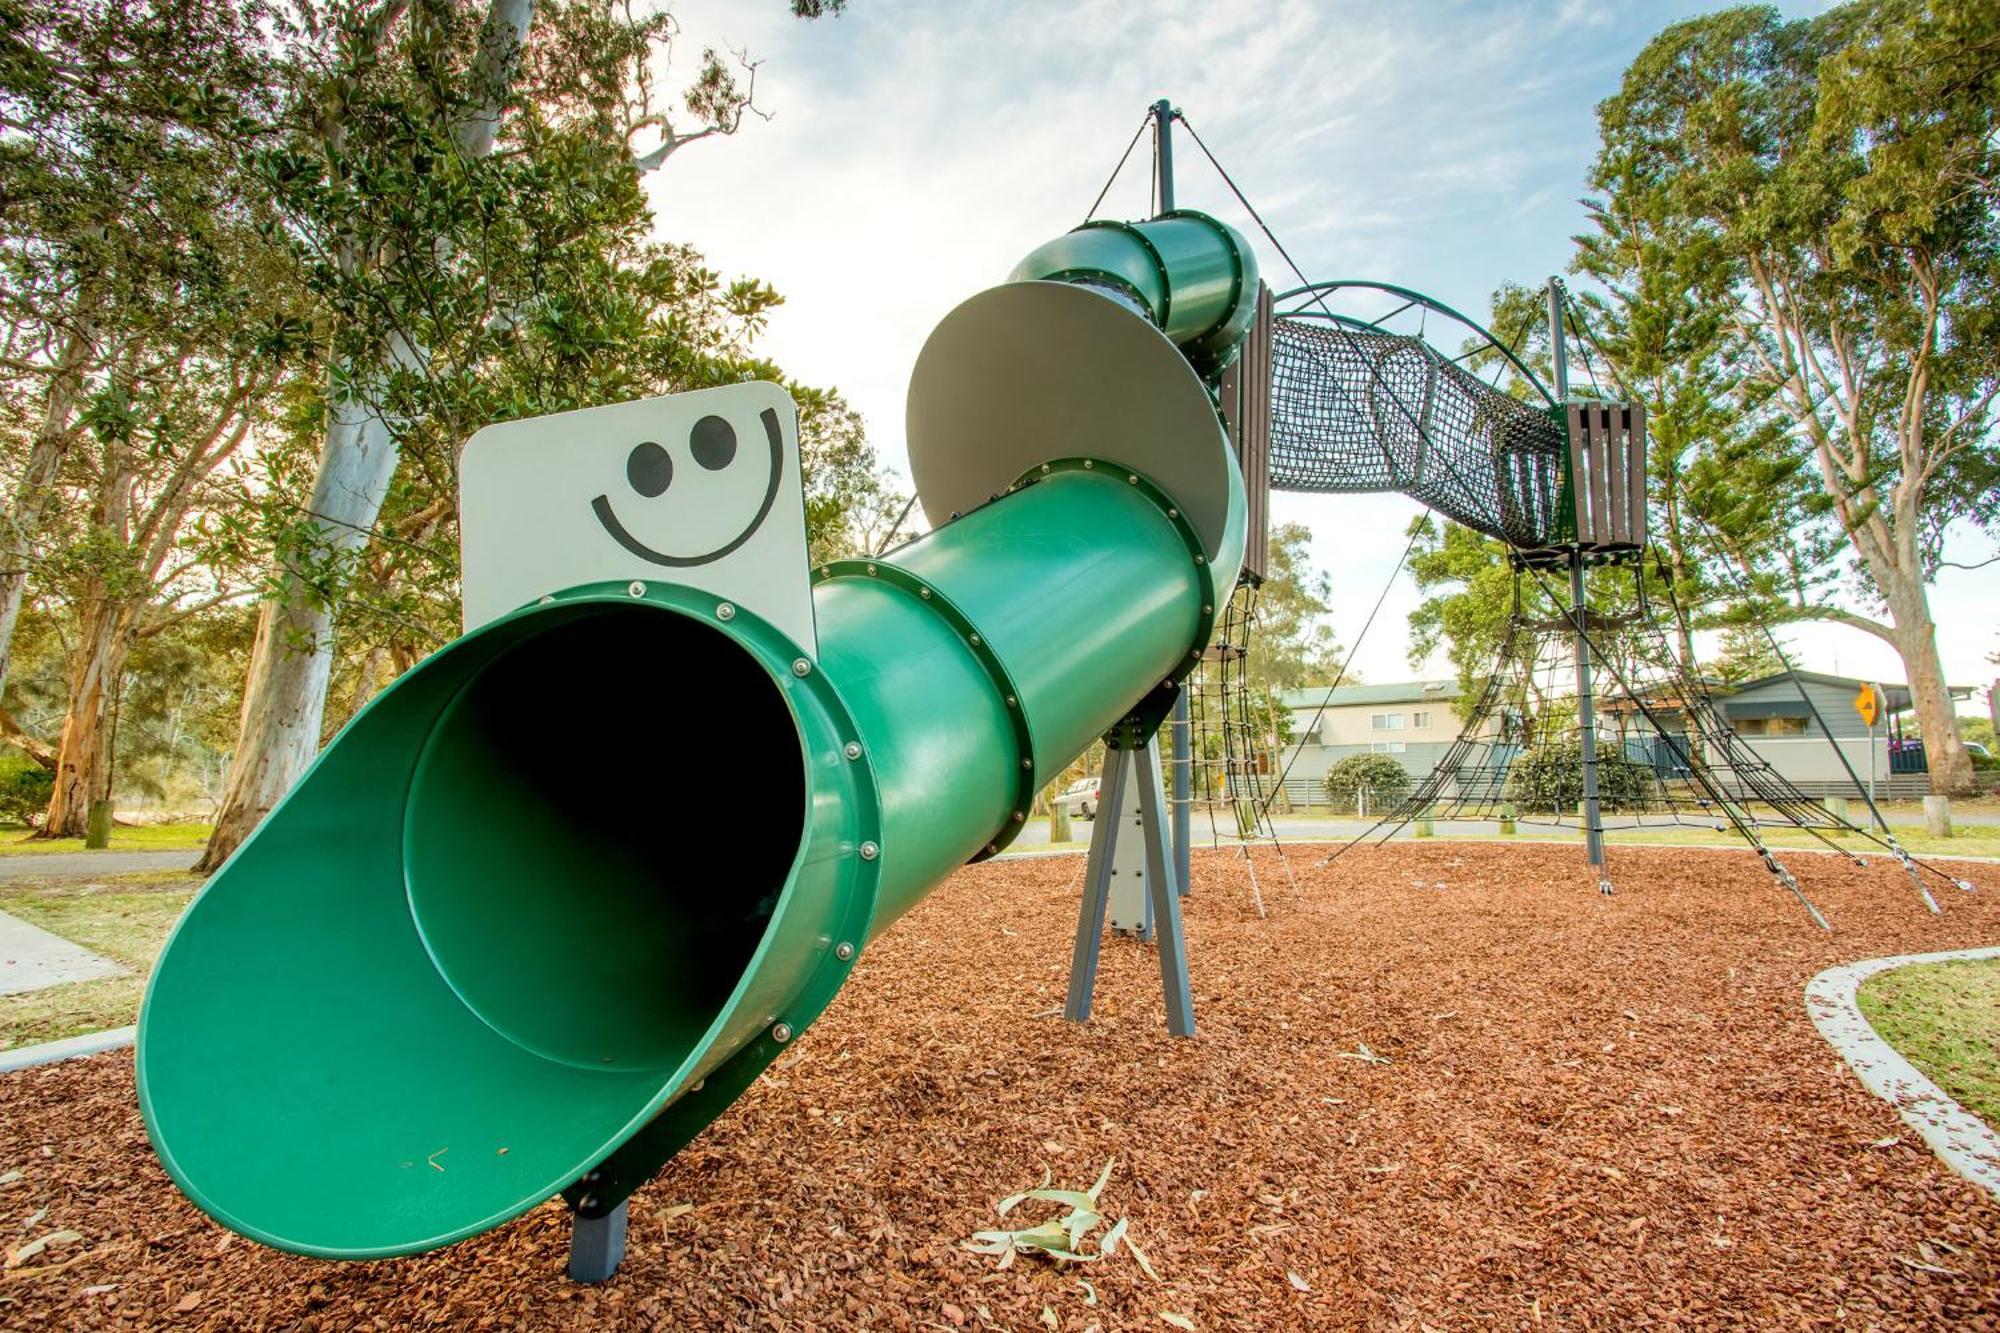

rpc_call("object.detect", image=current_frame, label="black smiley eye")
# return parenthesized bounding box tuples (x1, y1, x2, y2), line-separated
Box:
(626, 440, 673, 497)
(690, 415, 737, 471)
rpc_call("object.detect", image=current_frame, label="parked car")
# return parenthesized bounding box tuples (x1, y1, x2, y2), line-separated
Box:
(1053, 775, 1101, 819)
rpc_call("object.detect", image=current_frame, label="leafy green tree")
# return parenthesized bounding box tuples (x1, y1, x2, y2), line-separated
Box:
(1594, 1, 2000, 794)
(0, 0, 299, 835)
(1246, 521, 1341, 691)
(1706, 622, 1792, 686)
(201, 0, 850, 869)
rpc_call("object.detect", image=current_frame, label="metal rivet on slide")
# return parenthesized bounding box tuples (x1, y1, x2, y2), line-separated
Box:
(1040, 463, 1051, 474)
(835, 942, 856, 961)
(1194, 555, 1205, 565)
(771, 1023, 793, 1044)
(859, 841, 880, 861)
(865, 563, 878, 576)
(792, 659, 813, 677)
(1021, 758, 1033, 770)
(627, 581, 647, 597)
(1083, 460, 1094, 469)
(1005, 695, 1017, 708)
(716, 602, 736, 621)
(920, 587, 932, 599)
(969, 633, 982, 647)
(1013, 811, 1025, 823)
(537, 595, 555, 605)
(1128, 473, 1139, 484)
(844, 742, 863, 760)
(1168, 507, 1179, 519)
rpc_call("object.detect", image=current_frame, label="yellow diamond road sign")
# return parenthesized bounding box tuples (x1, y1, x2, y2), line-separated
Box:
(1854, 684, 1879, 728)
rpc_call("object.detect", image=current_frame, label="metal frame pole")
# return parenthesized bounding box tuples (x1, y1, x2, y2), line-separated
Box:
(1550, 278, 1609, 891)
(1153, 96, 1194, 895)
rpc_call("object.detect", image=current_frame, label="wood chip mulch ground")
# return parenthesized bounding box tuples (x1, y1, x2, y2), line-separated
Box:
(2, 842, 1998, 1330)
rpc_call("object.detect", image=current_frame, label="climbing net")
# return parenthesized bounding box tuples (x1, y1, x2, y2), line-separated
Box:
(1269, 315, 1569, 548)
(1323, 560, 1968, 919)
(1184, 581, 1296, 915)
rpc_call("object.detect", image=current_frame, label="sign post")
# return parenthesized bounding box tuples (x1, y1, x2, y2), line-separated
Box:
(1855, 684, 1881, 803)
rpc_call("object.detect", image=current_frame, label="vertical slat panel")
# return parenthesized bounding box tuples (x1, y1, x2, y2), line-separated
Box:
(1603, 405, 1627, 545)
(1625, 403, 1647, 544)
(1585, 406, 1611, 547)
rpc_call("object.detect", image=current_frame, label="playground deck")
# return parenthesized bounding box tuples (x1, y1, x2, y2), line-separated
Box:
(2, 844, 1996, 1328)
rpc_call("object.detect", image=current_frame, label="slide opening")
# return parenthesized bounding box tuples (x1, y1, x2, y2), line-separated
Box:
(403, 602, 808, 1073)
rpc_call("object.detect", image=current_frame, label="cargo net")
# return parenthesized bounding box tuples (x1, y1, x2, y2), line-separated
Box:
(1319, 561, 1965, 920)
(1184, 581, 1297, 917)
(1269, 318, 1568, 547)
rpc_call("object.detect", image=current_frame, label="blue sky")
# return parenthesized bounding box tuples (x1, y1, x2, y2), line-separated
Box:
(646, 0, 1993, 705)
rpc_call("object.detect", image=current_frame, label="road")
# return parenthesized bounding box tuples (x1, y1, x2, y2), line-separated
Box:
(0, 850, 201, 881)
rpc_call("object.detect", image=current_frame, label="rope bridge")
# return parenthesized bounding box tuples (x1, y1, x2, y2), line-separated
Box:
(1267, 315, 1569, 548)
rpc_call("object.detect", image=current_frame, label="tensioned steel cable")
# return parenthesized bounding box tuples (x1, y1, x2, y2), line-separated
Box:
(1084, 113, 1151, 223)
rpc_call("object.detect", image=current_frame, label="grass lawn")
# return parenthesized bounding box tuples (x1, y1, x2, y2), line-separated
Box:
(0, 820, 212, 856)
(1857, 956, 2000, 1131)
(0, 871, 195, 1050)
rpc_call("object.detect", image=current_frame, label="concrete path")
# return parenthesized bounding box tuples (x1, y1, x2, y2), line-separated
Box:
(1806, 947, 2000, 1203)
(0, 908, 126, 996)
(0, 849, 201, 881)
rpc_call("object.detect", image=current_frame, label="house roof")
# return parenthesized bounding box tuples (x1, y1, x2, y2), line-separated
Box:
(1278, 680, 1459, 709)
(1728, 670, 1973, 711)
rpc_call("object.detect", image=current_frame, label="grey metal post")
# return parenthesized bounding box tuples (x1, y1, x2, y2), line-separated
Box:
(1153, 96, 1193, 894)
(1132, 738, 1195, 1037)
(1550, 278, 1608, 890)
(1065, 750, 1129, 1023)
(568, 1200, 629, 1283)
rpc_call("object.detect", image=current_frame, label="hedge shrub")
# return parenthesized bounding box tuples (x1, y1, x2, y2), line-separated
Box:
(1503, 738, 1656, 812)
(1322, 753, 1413, 813)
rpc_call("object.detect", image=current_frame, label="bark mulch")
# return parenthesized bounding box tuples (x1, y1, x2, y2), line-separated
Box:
(2, 843, 1997, 1330)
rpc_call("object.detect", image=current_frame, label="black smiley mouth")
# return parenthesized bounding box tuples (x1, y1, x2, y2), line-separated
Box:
(590, 407, 785, 567)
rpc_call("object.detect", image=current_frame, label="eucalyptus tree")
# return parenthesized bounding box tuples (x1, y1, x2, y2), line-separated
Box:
(1596, 1, 2000, 794)
(0, 0, 279, 703)
(0, 1, 303, 835)
(200, 0, 850, 868)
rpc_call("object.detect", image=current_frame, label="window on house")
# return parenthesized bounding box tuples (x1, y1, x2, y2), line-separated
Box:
(1736, 716, 1808, 737)
(1413, 711, 1431, 729)
(1370, 713, 1404, 731)
(1370, 740, 1407, 754)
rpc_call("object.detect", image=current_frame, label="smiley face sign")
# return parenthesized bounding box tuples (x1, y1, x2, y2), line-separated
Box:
(458, 381, 814, 650)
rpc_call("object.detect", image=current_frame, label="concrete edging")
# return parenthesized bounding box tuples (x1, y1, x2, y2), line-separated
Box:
(0, 1024, 135, 1075)
(1805, 947, 2000, 1202)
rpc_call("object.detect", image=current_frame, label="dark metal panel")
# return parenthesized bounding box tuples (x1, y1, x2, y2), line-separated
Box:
(1221, 282, 1273, 582)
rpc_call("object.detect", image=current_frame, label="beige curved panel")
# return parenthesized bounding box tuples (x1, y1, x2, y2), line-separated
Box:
(906, 281, 1232, 561)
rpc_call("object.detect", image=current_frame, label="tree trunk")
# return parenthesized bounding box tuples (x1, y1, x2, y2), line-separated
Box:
(196, 0, 537, 873)
(197, 388, 405, 872)
(39, 597, 131, 839)
(1879, 579, 1978, 797)
(0, 325, 93, 695)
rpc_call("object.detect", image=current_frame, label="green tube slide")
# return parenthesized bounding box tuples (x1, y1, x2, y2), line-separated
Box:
(136, 213, 1258, 1259)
